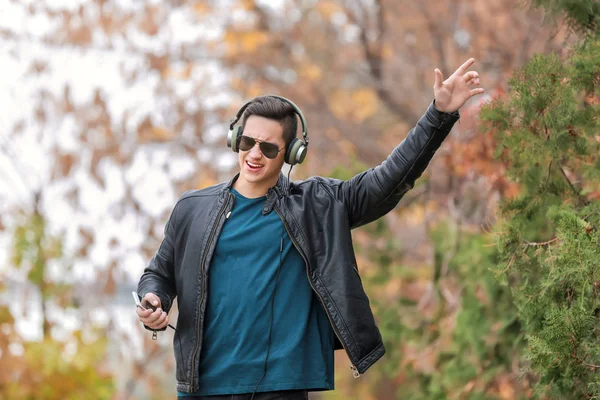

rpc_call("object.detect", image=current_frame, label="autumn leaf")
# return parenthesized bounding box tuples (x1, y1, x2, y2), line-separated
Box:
(351, 89, 379, 122)
(299, 62, 322, 82)
(194, 3, 211, 15)
(316, 1, 343, 18)
(149, 126, 175, 142)
(224, 31, 270, 57)
(196, 176, 217, 189)
(329, 88, 379, 123)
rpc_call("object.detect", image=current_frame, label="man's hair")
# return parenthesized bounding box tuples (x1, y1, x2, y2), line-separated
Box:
(241, 96, 298, 147)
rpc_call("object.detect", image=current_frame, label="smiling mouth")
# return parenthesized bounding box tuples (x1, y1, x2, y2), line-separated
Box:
(246, 160, 263, 171)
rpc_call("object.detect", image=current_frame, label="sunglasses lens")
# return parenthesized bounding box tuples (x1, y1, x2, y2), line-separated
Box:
(238, 136, 255, 151)
(238, 136, 281, 159)
(260, 142, 279, 159)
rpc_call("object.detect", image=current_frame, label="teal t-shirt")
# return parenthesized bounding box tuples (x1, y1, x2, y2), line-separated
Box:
(178, 188, 335, 397)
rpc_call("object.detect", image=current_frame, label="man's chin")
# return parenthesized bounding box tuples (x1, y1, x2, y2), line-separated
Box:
(240, 170, 280, 186)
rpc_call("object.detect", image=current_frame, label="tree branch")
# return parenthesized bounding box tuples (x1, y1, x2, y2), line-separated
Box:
(558, 164, 581, 196)
(558, 164, 591, 207)
(343, 0, 420, 123)
(544, 160, 553, 189)
(523, 237, 560, 247)
(416, 1, 449, 76)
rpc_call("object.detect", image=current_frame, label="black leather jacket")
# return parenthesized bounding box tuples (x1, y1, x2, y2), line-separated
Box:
(137, 102, 459, 393)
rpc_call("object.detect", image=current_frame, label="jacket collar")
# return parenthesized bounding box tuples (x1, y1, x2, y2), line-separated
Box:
(223, 172, 291, 214)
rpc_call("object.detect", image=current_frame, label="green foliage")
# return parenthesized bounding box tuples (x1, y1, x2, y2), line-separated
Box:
(366, 220, 526, 399)
(1, 212, 115, 399)
(480, 32, 600, 398)
(531, 0, 600, 36)
(2, 334, 114, 400)
(11, 214, 63, 289)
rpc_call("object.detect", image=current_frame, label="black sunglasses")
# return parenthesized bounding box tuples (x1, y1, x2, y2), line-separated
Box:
(237, 135, 285, 159)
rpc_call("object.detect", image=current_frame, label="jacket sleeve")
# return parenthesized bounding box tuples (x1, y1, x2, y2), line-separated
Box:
(325, 101, 459, 229)
(136, 202, 179, 331)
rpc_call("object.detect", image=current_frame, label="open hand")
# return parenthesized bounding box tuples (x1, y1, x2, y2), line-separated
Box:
(433, 58, 484, 113)
(136, 292, 169, 330)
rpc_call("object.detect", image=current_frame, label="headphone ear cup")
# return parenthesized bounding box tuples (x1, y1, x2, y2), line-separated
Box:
(227, 126, 244, 153)
(285, 138, 307, 166)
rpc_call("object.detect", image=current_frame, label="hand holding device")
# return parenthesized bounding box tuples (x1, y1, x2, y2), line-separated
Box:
(132, 291, 158, 311)
(133, 292, 183, 362)
(133, 291, 169, 330)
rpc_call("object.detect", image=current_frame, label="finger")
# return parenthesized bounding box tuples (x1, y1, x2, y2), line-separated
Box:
(462, 71, 479, 82)
(465, 77, 480, 87)
(455, 58, 475, 75)
(434, 68, 443, 90)
(470, 88, 485, 97)
(156, 317, 169, 330)
(143, 293, 161, 309)
(151, 311, 168, 329)
(158, 312, 169, 329)
(136, 306, 153, 318)
(142, 308, 163, 324)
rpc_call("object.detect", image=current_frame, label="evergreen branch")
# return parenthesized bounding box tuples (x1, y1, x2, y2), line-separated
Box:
(558, 164, 589, 206)
(524, 237, 560, 247)
(570, 336, 600, 370)
(559, 164, 580, 194)
(573, 349, 600, 369)
(579, 359, 600, 369)
(501, 247, 521, 274)
(544, 160, 553, 189)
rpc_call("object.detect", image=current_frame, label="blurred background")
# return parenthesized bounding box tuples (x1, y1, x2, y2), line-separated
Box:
(1, 0, 597, 399)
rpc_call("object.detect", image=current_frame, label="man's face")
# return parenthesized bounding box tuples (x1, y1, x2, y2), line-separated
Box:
(237, 115, 286, 189)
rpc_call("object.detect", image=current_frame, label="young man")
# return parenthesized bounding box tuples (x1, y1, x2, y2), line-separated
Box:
(136, 59, 484, 399)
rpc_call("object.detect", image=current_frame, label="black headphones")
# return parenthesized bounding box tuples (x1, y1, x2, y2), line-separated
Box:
(226, 95, 309, 166)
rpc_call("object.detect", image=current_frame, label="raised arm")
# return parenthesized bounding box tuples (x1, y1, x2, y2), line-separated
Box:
(325, 59, 484, 229)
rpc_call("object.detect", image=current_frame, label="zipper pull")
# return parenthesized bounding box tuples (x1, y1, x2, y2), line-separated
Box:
(152, 331, 157, 341)
(350, 365, 361, 378)
(226, 194, 235, 219)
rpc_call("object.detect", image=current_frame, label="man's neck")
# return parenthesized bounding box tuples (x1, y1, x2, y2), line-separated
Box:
(233, 177, 278, 199)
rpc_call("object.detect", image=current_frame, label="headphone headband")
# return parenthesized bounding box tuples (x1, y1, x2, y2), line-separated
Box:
(228, 95, 309, 148)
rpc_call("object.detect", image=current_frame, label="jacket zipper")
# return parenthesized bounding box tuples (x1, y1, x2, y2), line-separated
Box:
(190, 193, 233, 391)
(273, 206, 361, 378)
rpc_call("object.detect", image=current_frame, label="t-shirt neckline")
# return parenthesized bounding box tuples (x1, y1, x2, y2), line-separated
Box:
(230, 188, 267, 202)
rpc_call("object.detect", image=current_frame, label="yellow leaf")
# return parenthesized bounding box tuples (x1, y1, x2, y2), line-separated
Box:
(224, 31, 239, 57)
(239, 0, 254, 10)
(328, 88, 379, 123)
(196, 176, 217, 189)
(408, 204, 426, 224)
(328, 89, 352, 120)
(150, 127, 174, 141)
(246, 82, 263, 99)
(224, 30, 270, 56)
(382, 43, 394, 59)
(351, 88, 378, 122)
(299, 63, 322, 82)
(241, 31, 269, 53)
(193, 3, 210, 15)
(316, 1, 343, 18)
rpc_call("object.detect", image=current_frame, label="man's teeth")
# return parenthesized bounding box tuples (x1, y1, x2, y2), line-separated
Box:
(247, 161, 262, 168)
